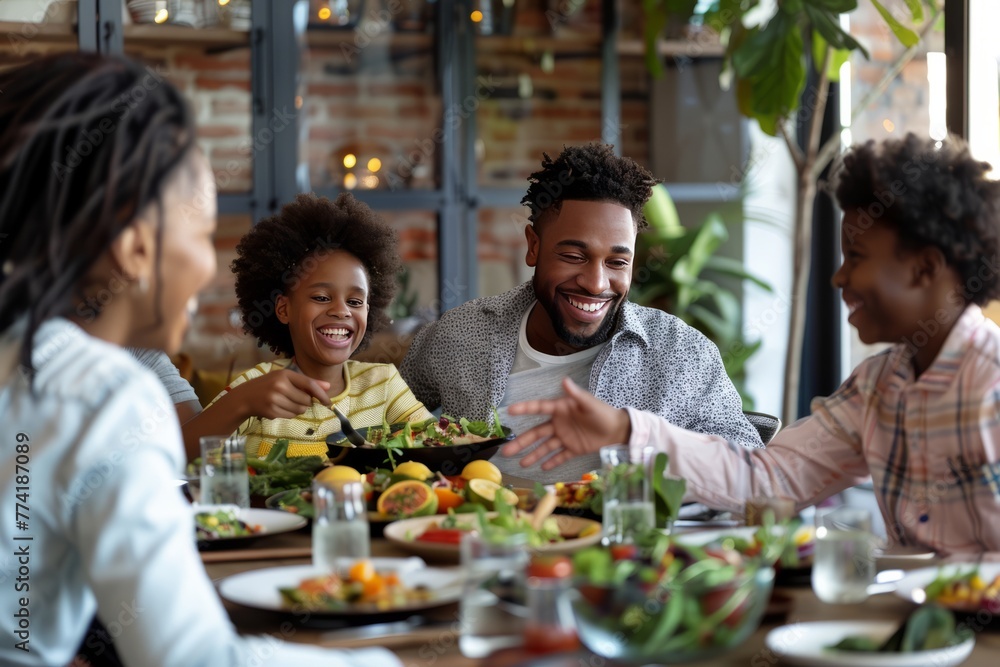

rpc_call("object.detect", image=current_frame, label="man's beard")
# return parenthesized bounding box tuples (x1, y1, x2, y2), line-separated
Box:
(532, 276, 624, 350)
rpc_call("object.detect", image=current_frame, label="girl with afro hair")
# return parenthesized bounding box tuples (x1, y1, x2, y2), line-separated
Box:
(184, 193, 432, 459)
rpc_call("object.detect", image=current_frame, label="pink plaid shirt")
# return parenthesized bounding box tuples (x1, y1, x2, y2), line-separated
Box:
(630, 305, 1000, 557)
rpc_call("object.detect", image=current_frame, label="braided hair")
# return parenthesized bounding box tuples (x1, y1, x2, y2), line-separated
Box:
(0, 52, 195, 373)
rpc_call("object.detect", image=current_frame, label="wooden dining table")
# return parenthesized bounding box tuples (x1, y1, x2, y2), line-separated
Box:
(203, 524, 1000, 667)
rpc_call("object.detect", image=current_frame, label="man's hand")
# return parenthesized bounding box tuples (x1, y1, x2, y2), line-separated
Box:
(235, 370, 331, 419)
(501, 378, 632, 470)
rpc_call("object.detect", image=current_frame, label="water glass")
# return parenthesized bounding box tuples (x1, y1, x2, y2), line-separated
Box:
(312, 480, 370, 572)
(523, 577, 579, 654)
(600, 444, 654, 544)
(458, 532, 529, 658)
(811, 506, 876, 603)
(199, 435, 249, 508)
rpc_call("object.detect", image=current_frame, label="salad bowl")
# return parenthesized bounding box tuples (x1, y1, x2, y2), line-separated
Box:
(325, 418, 514, 473)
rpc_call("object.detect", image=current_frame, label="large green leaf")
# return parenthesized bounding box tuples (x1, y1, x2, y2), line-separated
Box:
(671, 216, 728, 286)
(810, 30, 852, 81)
(704, 255, 775, 291)
(643, 0, 668, 78)
(643, 184, 684, 238)
(870, 0, 919, 47)
(902, 0, 924, 22)
(731, 23, 776, 79)
(741, 15, 806, 118)
(803, 0, 858, 11)
(803, 5, 869, 57)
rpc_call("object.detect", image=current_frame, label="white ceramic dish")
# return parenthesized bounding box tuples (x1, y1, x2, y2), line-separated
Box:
(765, 620, 975, 667)
(892, 563, 1000, 609)
(194, 505, 307, 547)
(218, 561, 463, 619)
(382, 512, 602, 562)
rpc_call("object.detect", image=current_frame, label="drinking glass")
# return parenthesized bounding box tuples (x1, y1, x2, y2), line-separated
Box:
(312, 480, 370, 572)
(600, 444, 654, 544)
(811, 506, 876, 603)
(199, 435, 249, 508)
(458, 532, 529, 658)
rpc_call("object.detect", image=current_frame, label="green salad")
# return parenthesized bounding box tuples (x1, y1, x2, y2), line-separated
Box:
(338, 412, 506, 450)
(195, 509, 259, 540)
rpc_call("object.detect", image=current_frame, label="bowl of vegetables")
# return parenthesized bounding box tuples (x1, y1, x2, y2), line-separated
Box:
(570, 534, 775, 664)
(325, 415, 514, 473)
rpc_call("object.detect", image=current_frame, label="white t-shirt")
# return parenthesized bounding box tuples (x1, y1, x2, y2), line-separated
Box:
(495, 304, 604, 483)
(0, 318, 396, 667)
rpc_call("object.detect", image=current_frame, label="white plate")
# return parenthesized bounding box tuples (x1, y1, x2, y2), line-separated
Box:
(765, 620, 975, 667)
(218, 561, 464, 617)
(674, 525, 814, 548)
(194, 505, 307, 546)
(382, 512, 602, 563)
(893, 563, 1000, 608)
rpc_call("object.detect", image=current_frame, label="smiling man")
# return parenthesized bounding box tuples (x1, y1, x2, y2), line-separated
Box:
(401, 144, 762, 483)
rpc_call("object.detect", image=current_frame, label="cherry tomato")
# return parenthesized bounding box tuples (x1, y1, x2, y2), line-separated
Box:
(700, 582, 748, 628)
(527, 555, 572, 579)
(610, 544, 638, 561)
(443, 475, 467, 491)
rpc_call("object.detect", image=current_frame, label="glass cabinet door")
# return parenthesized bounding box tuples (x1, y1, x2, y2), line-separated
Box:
(472, 1, 604, 189)
(300, 0, 442, 194)
(123, 0, 255, 197)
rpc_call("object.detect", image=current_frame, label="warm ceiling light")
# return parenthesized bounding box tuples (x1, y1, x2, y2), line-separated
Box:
(218, 0, 230, 6)
(343, 173, 358, 190)
(367, 157, 382, 172)
(318, 7, 332, 20)
(470, 10, 483, 23)
(882, 119, 895, 133)
(343, 153, 357, 169)
(362, 175, 380, 189)
(154, 8, 169, 23)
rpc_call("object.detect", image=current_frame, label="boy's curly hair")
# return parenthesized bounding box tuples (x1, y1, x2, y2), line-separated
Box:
(521, 143, 659, 229)
(835, 133, 1000, 305)
(232, 192, 400, 357)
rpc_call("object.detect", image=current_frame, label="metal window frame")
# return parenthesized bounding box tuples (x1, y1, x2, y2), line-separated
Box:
(945, 0, 970, 138)
(85, 0, 842, 311)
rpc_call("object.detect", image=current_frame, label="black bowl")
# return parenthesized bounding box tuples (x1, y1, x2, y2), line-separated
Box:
(325, 424, 514, 475)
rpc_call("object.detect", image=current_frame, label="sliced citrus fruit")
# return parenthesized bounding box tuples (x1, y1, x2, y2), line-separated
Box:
(466, 478, 519, 510)
(461, 460, 502, 485)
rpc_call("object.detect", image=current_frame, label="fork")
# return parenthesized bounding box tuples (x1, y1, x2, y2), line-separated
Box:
(332, 406, 367, 448)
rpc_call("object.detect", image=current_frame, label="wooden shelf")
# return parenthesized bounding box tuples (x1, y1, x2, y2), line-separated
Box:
(475, 34, 603, 54)
(0, 20, 76, 46)
(123, 23, 250, 49)
(305, 30, 432, 50)
(618, 37, 725, 59)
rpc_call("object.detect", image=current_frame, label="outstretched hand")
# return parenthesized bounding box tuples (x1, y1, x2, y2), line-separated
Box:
(501, 378, 632, 470)
(236, 369, 331, 419)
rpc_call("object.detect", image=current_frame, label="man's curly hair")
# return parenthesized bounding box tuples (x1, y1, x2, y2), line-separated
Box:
(835, 133, 1000, 305)
(232, 192, 400, 357)
(521, 143, 659, 229)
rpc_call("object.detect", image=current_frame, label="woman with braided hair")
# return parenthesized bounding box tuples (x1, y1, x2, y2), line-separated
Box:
(0, 53, 398, 667)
